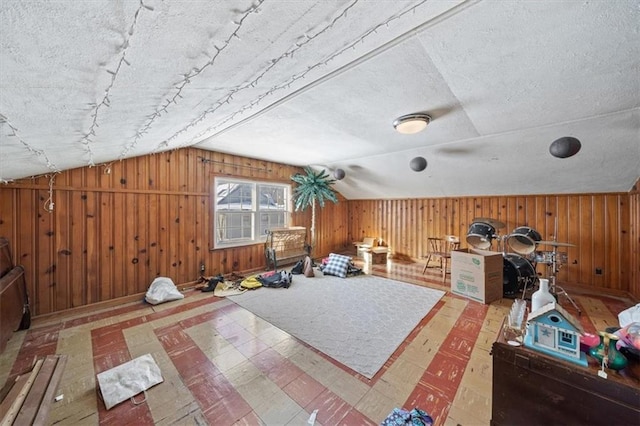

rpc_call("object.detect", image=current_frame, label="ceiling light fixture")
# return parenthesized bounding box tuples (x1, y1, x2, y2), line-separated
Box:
(393, 113, 431, 134)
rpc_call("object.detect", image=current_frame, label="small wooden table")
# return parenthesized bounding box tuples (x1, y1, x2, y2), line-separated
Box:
(370, 247, 389, 264)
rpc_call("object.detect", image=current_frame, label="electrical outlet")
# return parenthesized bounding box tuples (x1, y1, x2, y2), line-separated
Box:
(595, 268, 603, 275)
(200, 263, 205, 274)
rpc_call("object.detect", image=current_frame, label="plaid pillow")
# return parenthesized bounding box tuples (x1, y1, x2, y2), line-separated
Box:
(322, 253, 351, 278)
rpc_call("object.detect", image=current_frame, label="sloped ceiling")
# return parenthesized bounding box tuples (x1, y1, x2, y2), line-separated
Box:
(1, 0, 639, 199)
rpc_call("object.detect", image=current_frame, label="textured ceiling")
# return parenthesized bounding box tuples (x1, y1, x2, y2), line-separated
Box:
(1, 0, 639, 199)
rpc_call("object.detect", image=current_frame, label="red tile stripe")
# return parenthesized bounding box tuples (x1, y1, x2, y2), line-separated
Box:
(368, 298, 446, 385)
(8, 292, 218, 376)
(155, 316, 252, 424)
(86, 296, 229, 424)
(9, 323, 61, 375)
(405, 300, 488, 425)
(152, 301, 377, 425)
(92, 326, 154, 425)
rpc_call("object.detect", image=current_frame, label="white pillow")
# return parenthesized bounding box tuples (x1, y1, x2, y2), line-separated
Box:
(322, 253, 351, 278)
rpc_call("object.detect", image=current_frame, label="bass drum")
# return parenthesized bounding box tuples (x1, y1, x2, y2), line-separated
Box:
(466, 222, 495, 249)
(503, 254, 537, 297)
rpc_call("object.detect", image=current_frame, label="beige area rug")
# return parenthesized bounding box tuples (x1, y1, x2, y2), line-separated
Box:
(229, 273, 445, 379)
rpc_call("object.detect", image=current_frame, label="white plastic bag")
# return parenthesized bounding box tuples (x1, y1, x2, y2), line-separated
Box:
(96, 354, 163, 410)
(144, 277, 184, 305)
(619, 303, 640, 327)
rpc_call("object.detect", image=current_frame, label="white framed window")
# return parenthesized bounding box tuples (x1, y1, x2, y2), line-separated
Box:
(560, 331, 573, 344)
(213, 177, 291, 249)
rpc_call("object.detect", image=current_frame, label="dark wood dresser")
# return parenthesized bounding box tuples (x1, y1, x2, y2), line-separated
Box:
(491, 325, 640, 425)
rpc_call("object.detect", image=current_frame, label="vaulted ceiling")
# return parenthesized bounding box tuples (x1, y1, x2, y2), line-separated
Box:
(1, 0, 639, 199)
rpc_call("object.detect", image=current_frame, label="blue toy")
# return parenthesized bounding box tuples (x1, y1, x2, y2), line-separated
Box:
(524, 301, 588, 366)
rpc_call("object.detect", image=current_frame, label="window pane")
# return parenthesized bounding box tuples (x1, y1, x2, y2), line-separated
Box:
(214, 177, 291, 249)
(216, 182, 253, 211)
(258, 212, 286, 236)
(217, 212, 253, 241)
(259, 184, 287, 211)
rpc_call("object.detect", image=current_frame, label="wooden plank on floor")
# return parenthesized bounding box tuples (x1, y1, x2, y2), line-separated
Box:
(0, 358, 43, 425)
(0, 375, 26, 419)
(1, 355, 67, 426)
(33, 355, 68, 425)
(13, 356, 58, 425)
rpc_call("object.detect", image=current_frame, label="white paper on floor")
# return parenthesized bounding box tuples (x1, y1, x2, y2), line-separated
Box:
(96, 353, 164, 410)
(308, 409, 318, 425)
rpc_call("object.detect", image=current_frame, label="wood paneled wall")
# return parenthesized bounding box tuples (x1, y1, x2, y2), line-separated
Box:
(0, 147, 635, 316)
(630, 179, 640, 299)
(0, 149, 348, 316)
(348, 193, 637, 297)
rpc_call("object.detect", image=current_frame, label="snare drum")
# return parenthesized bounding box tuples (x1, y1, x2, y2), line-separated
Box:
(466, 222, 495, 249)
(534, 251, 568, 265)
(503, 253, 537, 296)
(506, 226, 542, 255)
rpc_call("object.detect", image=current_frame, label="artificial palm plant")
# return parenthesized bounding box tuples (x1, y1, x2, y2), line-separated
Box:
(290, 166, 338, 254)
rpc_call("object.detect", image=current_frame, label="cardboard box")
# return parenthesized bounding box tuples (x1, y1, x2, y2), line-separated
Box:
(451, 248, 503, 304)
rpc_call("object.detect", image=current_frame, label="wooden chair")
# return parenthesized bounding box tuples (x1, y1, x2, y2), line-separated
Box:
(422, 235, 460, 281)
(353, 237, 375, 257)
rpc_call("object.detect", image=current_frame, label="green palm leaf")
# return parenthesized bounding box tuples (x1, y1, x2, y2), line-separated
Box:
(291, 167, 338, 211)
(290, 166, 339, 253)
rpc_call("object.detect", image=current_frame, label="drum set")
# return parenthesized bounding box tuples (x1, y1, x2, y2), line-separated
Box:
(466, 218, 580, 314)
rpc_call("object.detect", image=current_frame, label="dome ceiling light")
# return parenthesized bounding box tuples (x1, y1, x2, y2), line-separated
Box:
(393, 113, 431, 134)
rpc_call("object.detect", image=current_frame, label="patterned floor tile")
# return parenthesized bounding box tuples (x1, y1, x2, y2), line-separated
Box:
(282, 372, 327, 408)
(0, 260, 634, 426)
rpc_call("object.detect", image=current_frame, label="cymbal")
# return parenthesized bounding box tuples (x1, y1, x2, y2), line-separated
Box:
(472, 217, 506, 229)
(537, 240, 576, 247)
